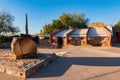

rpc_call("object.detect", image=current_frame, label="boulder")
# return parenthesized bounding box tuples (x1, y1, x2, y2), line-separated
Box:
(11, 37, 37, 59)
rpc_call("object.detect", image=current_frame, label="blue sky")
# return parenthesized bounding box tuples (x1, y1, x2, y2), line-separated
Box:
(0, 0, 120, 34)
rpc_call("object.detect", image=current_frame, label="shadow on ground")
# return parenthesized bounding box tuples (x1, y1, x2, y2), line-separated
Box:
(29, 57, 120, 78)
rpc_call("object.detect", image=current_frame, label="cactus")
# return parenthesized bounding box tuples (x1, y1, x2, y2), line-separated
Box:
(25, 13, 28, 35)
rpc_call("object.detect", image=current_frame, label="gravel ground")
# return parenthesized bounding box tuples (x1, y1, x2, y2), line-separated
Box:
(1, 46, 120, 80)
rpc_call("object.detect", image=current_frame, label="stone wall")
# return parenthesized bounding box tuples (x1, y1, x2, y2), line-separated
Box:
(101, 37, 110, 47)
(87, 37, 109, 47)
(62, 37, 68, 48)
(52, 36, 110, 48)
(81, 37, 87, 46)
(52, 37, 88, 48)
(51, 37, 58, 48)
(70, 37, 81, 46)
(69, 37, 87, 46)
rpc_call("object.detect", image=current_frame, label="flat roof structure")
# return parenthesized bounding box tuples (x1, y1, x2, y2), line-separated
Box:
(88, 28, 108, 37)
(50, 22, 112, 47)
(55, 29, 73, 37)
(70, 29, 88, 37)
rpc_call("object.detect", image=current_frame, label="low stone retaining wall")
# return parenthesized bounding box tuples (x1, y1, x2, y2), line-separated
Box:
(70, 37, 81, 46)
(87, 37, 110, 47)
(0, 52, 58, 78)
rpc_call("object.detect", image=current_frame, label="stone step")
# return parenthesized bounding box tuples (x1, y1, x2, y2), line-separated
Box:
(0, 53, 58, 78)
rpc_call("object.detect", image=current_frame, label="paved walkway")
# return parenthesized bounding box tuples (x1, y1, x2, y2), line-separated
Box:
(1, 46, 120, 80)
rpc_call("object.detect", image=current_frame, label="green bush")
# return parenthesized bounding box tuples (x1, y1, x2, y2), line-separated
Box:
(0, 36, 13, 43)
(0, 35, 39, 44)
(0, 35, 19, 43)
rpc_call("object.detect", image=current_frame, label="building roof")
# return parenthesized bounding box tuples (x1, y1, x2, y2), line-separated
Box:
(70, 29, 88, 37)
(55, 29, 73, 37)
(88, 28, 108, 37)
(54, 27, 108, 37)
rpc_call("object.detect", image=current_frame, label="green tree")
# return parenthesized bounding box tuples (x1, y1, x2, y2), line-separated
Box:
(42, 13, 89, 35)
(42, 24, 53, 35)
(115, 20, 120, 28)
(71, 13, 89, 28)
(60, 13, 72, 28)
(42, 20, 64, 35)
(0, 11, 19, 34)
(52, 19, 64, 30)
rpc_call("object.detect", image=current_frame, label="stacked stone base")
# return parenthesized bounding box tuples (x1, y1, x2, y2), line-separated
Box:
(0, 53, 57, 78)
(87, 37, 110, 47)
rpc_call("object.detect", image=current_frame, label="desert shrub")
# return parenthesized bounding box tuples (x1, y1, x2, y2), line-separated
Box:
(0, 36, 13, 43)
(0, 35, 19, 43)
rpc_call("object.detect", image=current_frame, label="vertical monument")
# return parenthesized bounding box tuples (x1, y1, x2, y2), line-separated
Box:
(11, 13, 37, 59)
